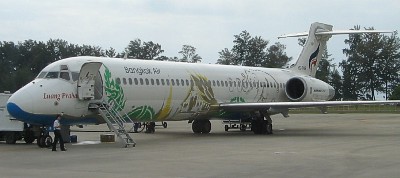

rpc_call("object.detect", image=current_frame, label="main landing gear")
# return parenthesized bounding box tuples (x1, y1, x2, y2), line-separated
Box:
(192, 119, 211, 134)
(251, 112, 273, 135)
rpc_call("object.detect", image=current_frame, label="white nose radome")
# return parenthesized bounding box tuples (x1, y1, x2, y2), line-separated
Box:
(7, 88, 33, 120)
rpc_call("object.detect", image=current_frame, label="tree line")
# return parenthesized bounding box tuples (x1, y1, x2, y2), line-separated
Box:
(0, 39, 203, 92)
(1, 25, 399, 101)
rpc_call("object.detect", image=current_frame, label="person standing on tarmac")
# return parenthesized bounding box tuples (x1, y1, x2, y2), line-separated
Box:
(52, 114, 66, 151)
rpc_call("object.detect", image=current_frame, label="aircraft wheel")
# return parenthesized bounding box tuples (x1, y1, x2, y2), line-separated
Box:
(224, 125, 229, 132)
(252, 120, 266, 134)
(37, 136, 45, 148)
(192, 120, 202, 133)
(43, 135, 53, 147)
(38, 135, 53, 148)
(201, 120, 211, 134)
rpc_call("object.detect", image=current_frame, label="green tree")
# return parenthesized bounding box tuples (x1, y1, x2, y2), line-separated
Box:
(342, 26, 399, 100)
(218, 31, 290, 68)
(264, 42, 291, 68)
(217, 48, 234, 65)
(125, 39, 164, 60)
(179, 45, 202, 63)
(389, 85, 400, 100)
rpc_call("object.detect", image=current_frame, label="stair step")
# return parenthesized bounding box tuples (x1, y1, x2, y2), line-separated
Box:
(98, 103, 136, 148)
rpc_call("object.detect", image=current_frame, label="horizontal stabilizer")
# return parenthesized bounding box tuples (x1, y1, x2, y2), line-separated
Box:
(278, 30, 393, 39)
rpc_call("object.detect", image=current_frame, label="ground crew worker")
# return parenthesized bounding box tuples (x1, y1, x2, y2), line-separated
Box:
(52, 114, 66, 151)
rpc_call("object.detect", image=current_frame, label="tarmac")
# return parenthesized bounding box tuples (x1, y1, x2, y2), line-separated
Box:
(1, 114, 400, 178)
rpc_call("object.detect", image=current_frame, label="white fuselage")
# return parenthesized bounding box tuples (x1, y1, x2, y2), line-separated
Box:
(6, 56, 332, 126)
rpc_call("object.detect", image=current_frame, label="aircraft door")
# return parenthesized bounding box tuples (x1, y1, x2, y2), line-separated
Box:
(77, 62, 103, 100)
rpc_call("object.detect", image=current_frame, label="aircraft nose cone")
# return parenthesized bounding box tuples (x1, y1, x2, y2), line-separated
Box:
(7, 90, 33, 121)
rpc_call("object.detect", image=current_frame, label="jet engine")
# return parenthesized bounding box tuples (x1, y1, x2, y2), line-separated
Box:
(285, 76, 335, 102)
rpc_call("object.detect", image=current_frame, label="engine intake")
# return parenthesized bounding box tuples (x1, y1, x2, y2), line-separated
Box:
(285, 76, 334, 102)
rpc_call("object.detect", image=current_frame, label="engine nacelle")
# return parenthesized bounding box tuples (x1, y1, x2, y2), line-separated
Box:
(285, 76, 335, 102)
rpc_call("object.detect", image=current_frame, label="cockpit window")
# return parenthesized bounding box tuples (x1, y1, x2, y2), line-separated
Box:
(37, 72, 47, 78)
(71, 72, 79, 81)
(45, 72, 59, 79)
(60, 72, 70, 81)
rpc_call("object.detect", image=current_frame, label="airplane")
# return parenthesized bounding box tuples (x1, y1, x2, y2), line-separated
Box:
(6, 22, 399, 147)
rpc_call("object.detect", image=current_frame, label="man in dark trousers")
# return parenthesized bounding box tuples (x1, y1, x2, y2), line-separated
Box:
(52, 114, 66, 151)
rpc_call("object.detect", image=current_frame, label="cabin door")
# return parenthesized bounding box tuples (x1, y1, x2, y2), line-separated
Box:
(77, 62, 103, 100)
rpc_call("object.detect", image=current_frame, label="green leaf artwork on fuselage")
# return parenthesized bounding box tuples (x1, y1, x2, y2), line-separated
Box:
(104, 66, 126, 111)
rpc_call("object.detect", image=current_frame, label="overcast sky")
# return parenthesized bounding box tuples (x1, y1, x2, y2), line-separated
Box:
(0, 0, 399, 65)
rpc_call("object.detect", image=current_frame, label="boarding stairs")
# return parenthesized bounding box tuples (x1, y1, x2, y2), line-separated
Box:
(97, 103, 136, 147)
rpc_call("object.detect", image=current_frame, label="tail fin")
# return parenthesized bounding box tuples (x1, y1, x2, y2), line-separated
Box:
(279, 22, 392, 77)
(281, 22, 333, 77)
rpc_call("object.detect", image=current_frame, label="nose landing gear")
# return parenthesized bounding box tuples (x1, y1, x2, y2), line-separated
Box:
(37, 127, 52, 148)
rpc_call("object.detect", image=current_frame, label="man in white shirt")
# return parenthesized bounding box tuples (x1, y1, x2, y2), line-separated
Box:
(52, 115, 66, 151)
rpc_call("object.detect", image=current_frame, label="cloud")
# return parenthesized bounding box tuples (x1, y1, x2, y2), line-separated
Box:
(0, 0, 399, 63)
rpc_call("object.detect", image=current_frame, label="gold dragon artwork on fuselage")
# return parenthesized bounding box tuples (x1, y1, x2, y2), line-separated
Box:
(180, 73, 218, 113)
(103, 66, 276, 121)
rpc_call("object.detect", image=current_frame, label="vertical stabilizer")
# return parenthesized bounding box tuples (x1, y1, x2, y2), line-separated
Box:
(289, 23, 333, 77)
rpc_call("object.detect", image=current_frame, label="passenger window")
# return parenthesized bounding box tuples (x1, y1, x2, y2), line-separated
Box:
(225, 81, 228, 87)
(151, 79, 155, 85)
(134, 78, 138, 85)
(123, 78, 127, 85)
(140, 78, 144, 85)
(145, 78, 149, 85)
(156, 79, 160, 85)
(161, 79, 165, 86)
(166, 79, 170, 86)
(186, 79, 189, 86)
(171, 79, 175, 86)
(176, 79, 180, 86)
(60, 72, 70, 81)
(221, 81, 224, 87)
(212, 80, 216, 86)
(116, 78, 121, 85)
(37, 72, 47, 78)
(128, 78, 132, 85)
(45, 72, 59, 79)
(181, 79, 185, 86)
(217, 81, 220, 87)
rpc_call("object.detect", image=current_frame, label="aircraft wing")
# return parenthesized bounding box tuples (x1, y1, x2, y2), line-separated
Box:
(218, 100, 400, 111)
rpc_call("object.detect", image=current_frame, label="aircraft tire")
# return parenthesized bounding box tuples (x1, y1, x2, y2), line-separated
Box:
(201, 120, 211, 134)
(37, 136, 45, 148)
(225, 125, 229, 132)
(192, 120, 202, 133)
(43, 135, 53, 148)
